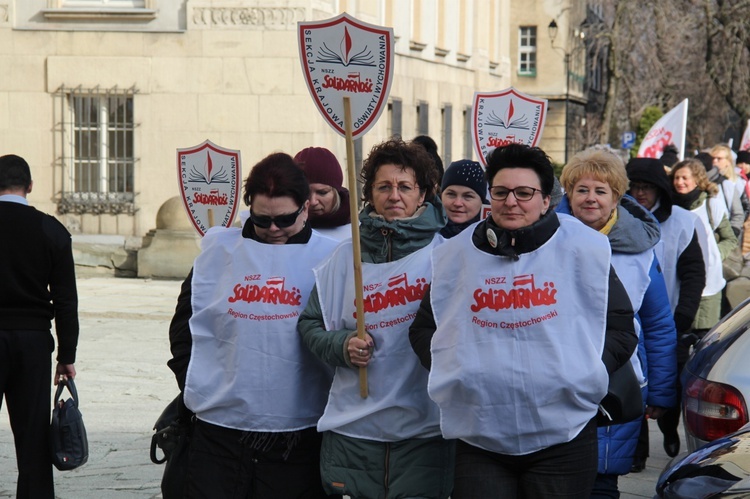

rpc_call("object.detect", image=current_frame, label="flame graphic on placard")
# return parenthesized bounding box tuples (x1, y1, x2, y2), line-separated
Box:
(316, 26, 376, 67)
(485, 99, 530, 130)
(341, 27, 353, 65)
(206, 152, 213, 180)
(188, 151, 230, 184)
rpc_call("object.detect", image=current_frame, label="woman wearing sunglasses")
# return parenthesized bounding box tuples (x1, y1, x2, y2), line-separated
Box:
(409, 144, 637, 498)
(298, 138, 454, 499)
(167, 152, 340, 498)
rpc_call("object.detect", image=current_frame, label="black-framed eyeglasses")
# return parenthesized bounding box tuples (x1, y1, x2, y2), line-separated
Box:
(629, 182, 657, 193)
(489, 186, 542, 202)
(250, 205, 304, 229)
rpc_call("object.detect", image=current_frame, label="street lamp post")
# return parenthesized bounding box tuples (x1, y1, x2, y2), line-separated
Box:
(548, 19, 583, 164)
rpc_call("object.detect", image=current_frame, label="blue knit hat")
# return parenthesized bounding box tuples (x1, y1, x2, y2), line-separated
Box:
(441, 159, 488, 204)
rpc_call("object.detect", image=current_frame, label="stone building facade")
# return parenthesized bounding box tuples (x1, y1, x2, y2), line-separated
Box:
(1, 0, 517, 242)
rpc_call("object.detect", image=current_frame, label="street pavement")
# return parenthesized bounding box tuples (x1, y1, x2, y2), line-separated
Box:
(0, 276, 683, 498)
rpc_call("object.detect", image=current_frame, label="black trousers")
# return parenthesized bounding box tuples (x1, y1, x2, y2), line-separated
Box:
(0, 329, 55, 499)
(656, 329, 708, 449)
(452, 418, 599, 498)
(187, 419, 337, 499)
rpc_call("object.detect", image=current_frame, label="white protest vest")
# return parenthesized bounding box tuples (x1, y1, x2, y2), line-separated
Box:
(722, 178, 737, 209)
(693, 198, 727, 296)
(184, 228, 338, 431)
(428, 216, 611, 455)
(313, 225, 352, 241)
(654, 207, 700, 314)
(314, 238, 441, 441)
(611, 249, 655, 385)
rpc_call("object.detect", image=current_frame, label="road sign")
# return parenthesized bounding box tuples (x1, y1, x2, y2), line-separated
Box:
(621, 131, 636, 149)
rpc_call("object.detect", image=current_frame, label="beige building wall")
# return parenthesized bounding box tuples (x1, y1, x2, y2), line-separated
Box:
(0, 0, 512, 240)
(509, 0, 588, 164)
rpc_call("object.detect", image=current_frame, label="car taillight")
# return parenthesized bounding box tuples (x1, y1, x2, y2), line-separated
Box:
(684, 376, 748, 442)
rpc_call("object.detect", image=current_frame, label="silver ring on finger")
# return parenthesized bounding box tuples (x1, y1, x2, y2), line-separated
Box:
(359, 348, 364, 356)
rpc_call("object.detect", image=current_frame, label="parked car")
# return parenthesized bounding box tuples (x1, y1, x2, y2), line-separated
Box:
(655, 422, 750, 498)
(682, 297, 750, 452)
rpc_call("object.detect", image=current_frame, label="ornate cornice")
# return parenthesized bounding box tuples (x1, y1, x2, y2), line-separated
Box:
(191, 6, 305, 28)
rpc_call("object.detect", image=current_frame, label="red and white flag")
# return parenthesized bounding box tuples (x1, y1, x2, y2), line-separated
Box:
(637, 99, 688, 160)
(740, 119, 750, 151)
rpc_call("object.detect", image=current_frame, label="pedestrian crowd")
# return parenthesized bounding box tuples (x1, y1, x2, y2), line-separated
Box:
(1, 136, 748, 498)
(159, 136, 748, 499)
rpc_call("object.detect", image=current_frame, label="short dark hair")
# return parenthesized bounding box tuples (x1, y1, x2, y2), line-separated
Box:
(0, 154, 32, 191)
(243, 152, 309, 207)
(412, 135, 444, 182)
(360, 138, 438, 204)
(485, 144, 554, 196)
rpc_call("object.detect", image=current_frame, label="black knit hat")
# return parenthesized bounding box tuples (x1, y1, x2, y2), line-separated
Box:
(659, 144, 679, 167)
(695, 152, 714, 172)
(441, 159, 488, 204)
(626, 157, 673, 218)
(737, 150, 750, 165)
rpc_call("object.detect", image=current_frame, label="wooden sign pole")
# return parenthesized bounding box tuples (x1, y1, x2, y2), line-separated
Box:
(343, 96, 368, 398)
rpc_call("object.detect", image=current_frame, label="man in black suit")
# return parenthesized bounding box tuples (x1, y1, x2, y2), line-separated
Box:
(0, 154, 79, 498)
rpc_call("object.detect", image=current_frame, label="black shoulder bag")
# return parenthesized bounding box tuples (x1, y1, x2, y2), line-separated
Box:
(597, 361, 644, 426)
(151, 394, 192, 499)
(50, 378, 89, 470)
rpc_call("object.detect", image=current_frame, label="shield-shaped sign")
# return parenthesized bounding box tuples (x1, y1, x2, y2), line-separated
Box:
(472, 88, 548, 166)
(177, 140, 242, 237)
(298, 13, 394, 139)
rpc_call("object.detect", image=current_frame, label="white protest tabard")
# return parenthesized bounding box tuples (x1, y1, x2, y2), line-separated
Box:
(177, 140, 241, 237)
(472, 88, 548, 166)
(298, 12, 394, 139)
(637, 99, 688, 160)
(740, 119, 750, 152)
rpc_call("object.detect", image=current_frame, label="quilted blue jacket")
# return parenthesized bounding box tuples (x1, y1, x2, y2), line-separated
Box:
(557, 195, 678, 475)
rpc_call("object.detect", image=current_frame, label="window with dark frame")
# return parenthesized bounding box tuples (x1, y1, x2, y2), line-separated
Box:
(441, 105, 452, 165)
(463, 106, 473, 160)
(519, 26, 537, 76)
(417, 101, 429, 136)
(56, 86, 138, 215)
(388, 98, 403, 139)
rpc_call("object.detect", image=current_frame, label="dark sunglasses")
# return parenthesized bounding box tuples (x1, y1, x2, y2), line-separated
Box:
(250, 205, 304, 229)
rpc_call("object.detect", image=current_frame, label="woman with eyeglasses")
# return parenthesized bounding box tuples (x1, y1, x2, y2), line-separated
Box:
(293, 147, 352, 240)
(556, 147, 677, 499)
(710, 144, 748, 233)
(408, 144, 637, 498)
(167, 153, 340, 498)
(298, 138, 454, 499)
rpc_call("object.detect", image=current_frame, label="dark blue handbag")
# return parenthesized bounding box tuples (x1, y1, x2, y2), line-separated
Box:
(50, 378, 89, 470)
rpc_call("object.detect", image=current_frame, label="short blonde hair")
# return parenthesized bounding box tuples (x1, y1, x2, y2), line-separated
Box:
(670, 158, 719, 197)
(560, 147, 630, 201)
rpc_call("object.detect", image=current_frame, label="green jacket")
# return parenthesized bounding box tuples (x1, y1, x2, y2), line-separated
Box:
(299, 198, 447, 368)
(692, 192, 738, 330)
(297, 198, 453, 498)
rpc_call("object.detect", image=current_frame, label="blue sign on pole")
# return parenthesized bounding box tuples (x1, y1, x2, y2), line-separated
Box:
(622, 131, 636, 149)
